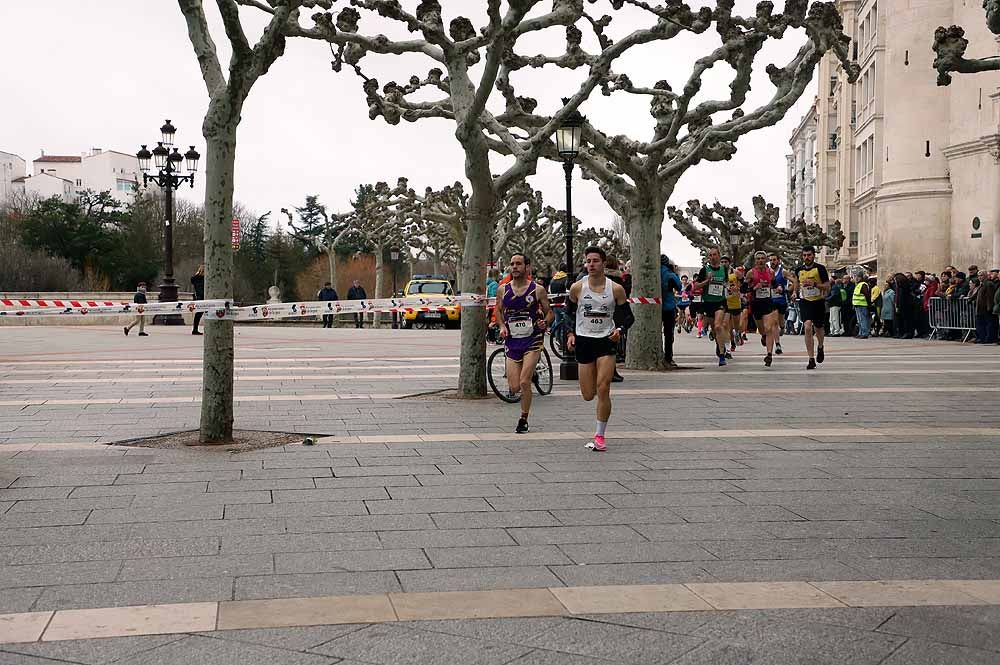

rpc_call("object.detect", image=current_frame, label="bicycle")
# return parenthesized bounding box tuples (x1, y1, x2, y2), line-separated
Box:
(547, 316, 568, 359)
(487, 346, 554, 403)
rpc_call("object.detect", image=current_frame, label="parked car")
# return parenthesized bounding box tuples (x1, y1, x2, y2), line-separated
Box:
(401, 275, 460, 329)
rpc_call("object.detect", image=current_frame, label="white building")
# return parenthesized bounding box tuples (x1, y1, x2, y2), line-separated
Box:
(32, 148, 139, 203)
(800, 0, 1000, 275)
(0, 150, 27, 202)
(786, 106, 819, 228)
(11, 172, 75, 202)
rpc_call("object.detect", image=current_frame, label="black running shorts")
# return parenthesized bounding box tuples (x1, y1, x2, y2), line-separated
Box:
(573, 335, 618, 364)
(798, 299, 827, 327)
(700, 300, 724, 317)
(751, 300, 776, 320)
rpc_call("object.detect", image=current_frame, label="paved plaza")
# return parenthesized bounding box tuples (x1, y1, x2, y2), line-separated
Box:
(0, 323, 999, 663)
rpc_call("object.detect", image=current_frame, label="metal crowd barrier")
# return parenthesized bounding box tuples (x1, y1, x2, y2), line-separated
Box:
(928, 297, 976, 342)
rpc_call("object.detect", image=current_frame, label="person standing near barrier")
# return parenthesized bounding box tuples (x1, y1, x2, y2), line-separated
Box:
(565, 246, 633, 452)
(695, 248, 731, 366)
(826, 274, 845, 337)
(852, 274, 872, 339)
(123, 282, 148, 337)
(660, 255, 682, 369)
(975, 271, 998, 344)
(190, 264, 205, 335)
(894, 273, 915, 339)
(993, 270, 1000, 344)
(496, 253, 553, 434)
(317, 281, 339, 328)
(789, 246, 830, 370)
(605, 256, 627, 381)
(347, 280, 367, 328)
(880, 279, 895, 337)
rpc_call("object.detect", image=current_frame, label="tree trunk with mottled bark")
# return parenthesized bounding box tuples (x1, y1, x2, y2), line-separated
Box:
(373, 245, 385, 328)
(625, 203, 666, 371)
(199, 124, 237, 443)
(456, 187, 495, 398)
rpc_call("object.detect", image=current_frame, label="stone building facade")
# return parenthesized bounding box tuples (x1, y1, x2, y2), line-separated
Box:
(790, 0, 1000, 275)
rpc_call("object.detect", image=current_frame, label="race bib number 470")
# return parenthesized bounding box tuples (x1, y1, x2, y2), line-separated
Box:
(509, 318, 533, 338)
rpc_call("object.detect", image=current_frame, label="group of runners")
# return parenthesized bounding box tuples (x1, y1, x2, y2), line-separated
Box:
(491, 244, 831, 452)
(674, 247, 828, 369)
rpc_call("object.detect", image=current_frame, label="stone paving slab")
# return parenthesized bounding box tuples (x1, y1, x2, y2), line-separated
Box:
(2, 327, 1000, 659)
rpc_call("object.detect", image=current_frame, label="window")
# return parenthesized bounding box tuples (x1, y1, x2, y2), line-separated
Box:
(830, 133, 839, 150)
(75, 179, 82, 186)
(116, 179, 135, 192)
(829, 76, 838, 96)
(850, 232, 859, 247)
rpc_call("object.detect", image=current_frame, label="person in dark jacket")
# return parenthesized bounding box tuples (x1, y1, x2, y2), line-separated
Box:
(346, 280, 367, 328)
(605, 256, 626, 381)
(894, 273, 915, 338)
(660, 255, 682, 368)
(975, 273, 998, 343)
(317, 282, 339, 328)
(123, 282, 149, 337)
(190, 264, 205, 335)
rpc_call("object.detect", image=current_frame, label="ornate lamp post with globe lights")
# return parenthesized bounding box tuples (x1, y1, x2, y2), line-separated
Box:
(390, 247, 400, 328)
(136, 120, 200, 307)
(554, 103, 584, 381)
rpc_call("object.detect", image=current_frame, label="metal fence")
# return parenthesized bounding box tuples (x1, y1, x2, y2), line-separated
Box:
(928, 297, 976, 342)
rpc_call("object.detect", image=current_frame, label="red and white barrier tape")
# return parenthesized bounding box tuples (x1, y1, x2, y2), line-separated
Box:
(1, 294, 662, 319)
(1, 298, 128, 308)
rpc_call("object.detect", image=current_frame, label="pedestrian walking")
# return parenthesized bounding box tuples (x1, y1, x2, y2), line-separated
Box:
(317, 281, 339, 328)
(827, 276, 845, 336)
(123, 282, 149, 337)
(347, 279, 367, 328)
(190, 264, 205, 335)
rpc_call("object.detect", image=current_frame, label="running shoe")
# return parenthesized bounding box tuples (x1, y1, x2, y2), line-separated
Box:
(817, 346, 825, 364)
(730, 339, 737, 352)
(742, 334, 748, 342)
(709, 330, 715, 341)
(775, 342, 783, 355)
(515, 416, 529, 434)
(761, 334, 766, 347)
(697, 332, 703, 338)
(764, 353, 772, 367)
(586, 435, 607, 452)
(725, 351, 733, 359)
(718, 354, 727, 367)
(123, 327, 129, 336)
(807, 358, 816, 370)
(612, 370, 624, 383)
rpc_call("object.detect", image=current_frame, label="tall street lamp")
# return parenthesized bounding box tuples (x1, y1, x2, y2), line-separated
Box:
(136, 120, 200, 309)
(555, 103, 584, 381)
(390, 247, 400, 329)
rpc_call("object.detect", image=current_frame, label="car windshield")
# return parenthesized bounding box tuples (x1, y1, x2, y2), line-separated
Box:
(406, 282, 452, 295)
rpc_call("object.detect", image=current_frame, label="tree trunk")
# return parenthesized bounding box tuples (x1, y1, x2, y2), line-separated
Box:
(327, 247, 336, 290)
(456, 188, 494, 398)
(625, 205, 666, 371)
(199, 125, 237, 444)
(373, 246, 385, 328)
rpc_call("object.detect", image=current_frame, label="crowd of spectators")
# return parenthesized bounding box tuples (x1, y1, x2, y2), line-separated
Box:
(788, 265, 1000, 344)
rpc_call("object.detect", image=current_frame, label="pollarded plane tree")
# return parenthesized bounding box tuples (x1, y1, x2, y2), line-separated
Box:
(933, 0, 1000, 85)
(495, 0, 858, 370)
(668, 194, 844, 267)
(354, 178, 416, 325)
(176, 0, 327, 443)
(256, 0, 683, 398)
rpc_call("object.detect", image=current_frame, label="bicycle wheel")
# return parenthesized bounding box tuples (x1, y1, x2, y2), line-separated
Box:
(547, 324, 566, 359)
(532, 348, 554, 395)
(487, 347, 521, 403)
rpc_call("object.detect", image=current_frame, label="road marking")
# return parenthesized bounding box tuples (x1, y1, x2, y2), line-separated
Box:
(1, 579, 998, 643)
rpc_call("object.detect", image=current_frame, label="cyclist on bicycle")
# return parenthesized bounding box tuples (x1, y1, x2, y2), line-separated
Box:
(495, 253, 554, 434)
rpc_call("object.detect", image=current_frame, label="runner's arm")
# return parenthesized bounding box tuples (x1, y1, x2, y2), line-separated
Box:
(494, 287, 507, 337)
(565, 282, 579, 335)
(537, 286, 554, 330)
(612, 282, 634, 334)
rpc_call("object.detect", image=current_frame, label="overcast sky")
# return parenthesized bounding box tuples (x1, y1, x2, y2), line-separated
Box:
(0, 1, 815, 267)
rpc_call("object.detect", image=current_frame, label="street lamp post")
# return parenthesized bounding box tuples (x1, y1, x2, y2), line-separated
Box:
(390, 247, 400, 329)
(555, 103, 584, 381)
(730, 229, 743, 267)
(136, 120, 200, 314)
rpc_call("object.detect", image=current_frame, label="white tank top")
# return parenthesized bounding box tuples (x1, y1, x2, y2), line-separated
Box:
(576, 277, 616, 338)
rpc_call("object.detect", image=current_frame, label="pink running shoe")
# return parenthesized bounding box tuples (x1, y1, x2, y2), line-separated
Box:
(586, 435, 607, 452)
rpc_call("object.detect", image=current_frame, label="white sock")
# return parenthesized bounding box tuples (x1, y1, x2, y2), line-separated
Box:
(595, 420, 607, 437)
